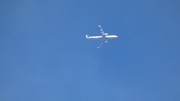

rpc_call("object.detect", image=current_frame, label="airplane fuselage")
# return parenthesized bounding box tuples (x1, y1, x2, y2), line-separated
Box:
(86, 35, 118, 39)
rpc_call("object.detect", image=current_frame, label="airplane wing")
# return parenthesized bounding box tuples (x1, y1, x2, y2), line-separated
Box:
(98, 25, 105, 35)
(97, 40, 107, 49)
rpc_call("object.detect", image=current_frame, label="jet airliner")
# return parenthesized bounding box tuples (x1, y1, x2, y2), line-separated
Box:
(85, 25, 118, 48)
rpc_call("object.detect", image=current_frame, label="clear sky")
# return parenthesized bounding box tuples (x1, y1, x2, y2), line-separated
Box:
(1, 0, 180, 101)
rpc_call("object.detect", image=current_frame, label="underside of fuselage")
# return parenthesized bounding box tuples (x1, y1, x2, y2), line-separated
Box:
(86, 35, 118, 39)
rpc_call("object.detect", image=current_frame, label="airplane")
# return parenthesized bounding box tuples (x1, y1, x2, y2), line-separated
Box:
(85, 25, 118, 49)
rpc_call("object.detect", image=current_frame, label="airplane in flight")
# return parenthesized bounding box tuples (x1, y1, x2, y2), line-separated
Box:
(85, 25, 118, 49)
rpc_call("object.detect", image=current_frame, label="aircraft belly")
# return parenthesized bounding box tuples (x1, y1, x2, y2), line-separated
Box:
(105, 36, 117, 38)
(89, 36, 102, 39)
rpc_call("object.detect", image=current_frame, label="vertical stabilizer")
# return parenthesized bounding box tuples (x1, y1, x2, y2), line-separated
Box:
(85, 34, 89, 39)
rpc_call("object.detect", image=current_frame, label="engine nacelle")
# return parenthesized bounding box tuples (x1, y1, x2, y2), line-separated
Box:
(105, 33, 108, 35)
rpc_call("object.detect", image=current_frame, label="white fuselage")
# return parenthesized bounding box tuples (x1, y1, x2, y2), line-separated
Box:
(86, 35, 118, 39)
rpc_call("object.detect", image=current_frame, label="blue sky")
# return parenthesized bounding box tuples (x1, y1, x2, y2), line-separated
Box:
(0, 0, 180, 101)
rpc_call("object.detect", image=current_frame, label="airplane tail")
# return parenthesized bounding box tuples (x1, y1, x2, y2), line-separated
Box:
(85, 34, 89, 39)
